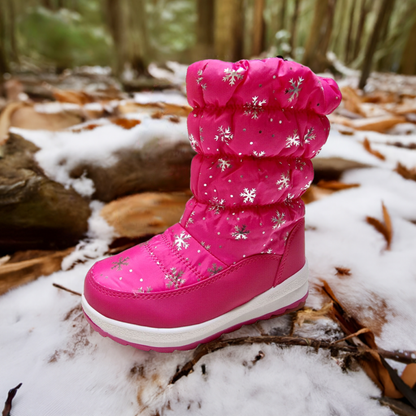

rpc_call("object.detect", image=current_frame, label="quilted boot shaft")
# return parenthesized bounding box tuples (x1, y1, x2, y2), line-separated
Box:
(181, 58, 341, 265)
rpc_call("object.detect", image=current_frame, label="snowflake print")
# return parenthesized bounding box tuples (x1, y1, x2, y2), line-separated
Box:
(111, 256, 129, 271)
(196, 69, 207, 90)
(217, 158, 231, 171)
(208, 197, 225, 214)
(214, 126, 233, 144)
(199, 126, 204, 142)
(223, 67, 245, 86)
(201, 241, 211, 250)
(283, 231, 290, 244)
(301, 180, 312, 192)
(295, 158, 306, 171)
(284, 193, 295, 207)
(240, 188, 256, 203)
(304, 127, 316, 144)
(135, 286, 153, 295)
(261, 248, 274, 254)
(253, 150, 266, 157)
(189, 134, 199, 151)
(244, 96, 267, 119)
(165, 267, 185, 289)
(231, 225, 250, 240)
(276, 172, 290, 190)
(208, 263, 223, 276)
(174, 231, 191, 250)
(286, 77, 304, 102)
(286, 131, 300, 148)
(272, 211, 286, 229)
(185, 211, 195, 228)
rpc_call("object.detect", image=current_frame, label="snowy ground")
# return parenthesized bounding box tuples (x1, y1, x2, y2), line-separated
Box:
(2, 92, 416, 415)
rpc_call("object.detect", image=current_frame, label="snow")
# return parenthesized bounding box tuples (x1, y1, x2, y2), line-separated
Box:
(10, 115, 188, 197)
(3, 87, 416, 415)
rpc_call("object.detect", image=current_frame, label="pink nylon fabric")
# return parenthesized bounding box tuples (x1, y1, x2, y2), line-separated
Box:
(83, 58, 341, 329)
(182, 58, 341, 265)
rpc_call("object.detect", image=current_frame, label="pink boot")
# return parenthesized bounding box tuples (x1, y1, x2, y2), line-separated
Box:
(82, 58, 341, 352)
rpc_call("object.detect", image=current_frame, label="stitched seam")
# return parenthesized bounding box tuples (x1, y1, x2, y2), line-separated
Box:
(160, 232, 206, 281)
(144, 242, 170, 276)
(192, 197, 304, 211)
(275, 220, 302, 286)
(89, 256, 272, 300)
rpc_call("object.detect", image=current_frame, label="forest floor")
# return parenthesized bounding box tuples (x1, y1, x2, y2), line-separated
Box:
(1, 66, 416, 416)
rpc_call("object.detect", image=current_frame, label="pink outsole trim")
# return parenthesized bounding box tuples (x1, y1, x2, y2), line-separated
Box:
(82, 293, 308, 353)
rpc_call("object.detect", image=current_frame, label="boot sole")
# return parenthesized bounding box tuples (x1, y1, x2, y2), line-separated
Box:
(82, 262, 308, 352)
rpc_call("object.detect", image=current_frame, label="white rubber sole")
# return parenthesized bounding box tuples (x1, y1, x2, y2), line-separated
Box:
(82, 261, 308, 349)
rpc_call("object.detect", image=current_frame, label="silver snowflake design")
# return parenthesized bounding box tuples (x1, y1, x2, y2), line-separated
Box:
(231, 225, 250, 240)
(261, 248, 274, 254)
(276, 172, 290, 190)
(304, 127, 316, 144)
(174, 231, 191, 250)
(286, 77, 304, 102)
(223, 67, 245, 86)
(208, 197, 225, 214)
(240, 188, 256, 203)
(199, 126, 204, 142)
(185, 211, 195, 228)
(111, 256, 129, 271)
(165, 267, 185, 289)
(284, 231, 290, 244)
(217, 158, 232, 171)
(284, 193, 295, 207)
(244, 96, 267, 119)
(286, 131, 300, 148)
(301, 180, 312, 192)
(135, 286, 153, 295)
(214, 126, 234, 144)
(189, 134, 199, 151)
(196, 69, 207, 90)
(201, 241, 211, 250)
(208, 263, 223, 276)
(272, 211, 286, 229)
(253, 150, 266, 157)
(295, 158, 306, 171)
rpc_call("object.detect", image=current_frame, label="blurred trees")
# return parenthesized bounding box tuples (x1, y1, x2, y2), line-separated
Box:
(0, 0, 416, 84)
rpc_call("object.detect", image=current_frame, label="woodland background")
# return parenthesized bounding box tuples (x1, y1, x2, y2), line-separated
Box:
(2, 1, 416, 416)
(1, 0, 416, 88)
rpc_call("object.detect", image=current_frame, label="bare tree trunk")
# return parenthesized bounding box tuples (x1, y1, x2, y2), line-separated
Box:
(352, 0, 371, 61)
(214, 0, 244, 61)
(344, 0, 357, 64)
(252, 0, 265, 56)
(0, 0, 10, 76)
(278, 0, 288, 32)
(400, 13, 416, 75)
(358, 0, 393, 90)
(303, 0, 337, 73)
(126, 0, 149, 75)
(289, 0, 301, 56)
(105, 0, 126, 76)
(195, 0, 215, 59)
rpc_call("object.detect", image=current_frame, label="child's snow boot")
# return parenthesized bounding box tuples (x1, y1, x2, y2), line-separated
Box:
(82, 58, 341, 352)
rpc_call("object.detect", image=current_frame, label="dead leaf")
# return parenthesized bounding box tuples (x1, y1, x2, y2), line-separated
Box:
(52, 89, 95, 105)
(169, 115, 180, 123)
(363, 137, 386, 160)
(301, 185, 334, 204)
(338, 128, 355, 135)
(351, 116, 407, 133)
(2, 383, 22, 416)
(111, 118, 141, 129)
(366, 202, 393, 250)
(317, 180, 360, 190)
(0, 247, 74, 295)
(292, 302, 333, 329)
(395, 163, 416, 182)
(100, 192, 189, 239)
(402, 364, 416, 389)
(72, 123, 101, 133)
(335, 267, 351, 277)
(151, 111, 164, 119)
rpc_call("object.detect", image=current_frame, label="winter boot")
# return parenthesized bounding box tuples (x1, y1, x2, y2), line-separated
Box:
(82, 57, 341, 352)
